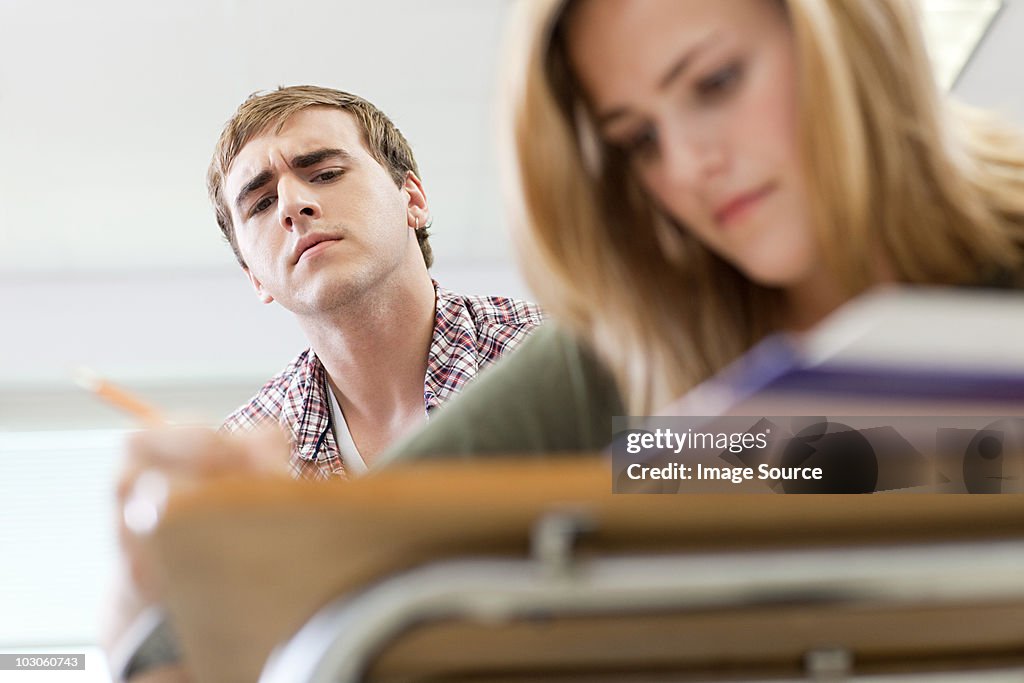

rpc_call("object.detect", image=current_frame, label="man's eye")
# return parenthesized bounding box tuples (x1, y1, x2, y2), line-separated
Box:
(697, 63, 743, 98)
(252, 196, 275, 215)
(313, 169, 343, 182)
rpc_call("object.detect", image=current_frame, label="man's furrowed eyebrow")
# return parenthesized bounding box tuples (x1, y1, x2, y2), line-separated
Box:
(291, 147, 352, 169)
(235, 169, 274, 213)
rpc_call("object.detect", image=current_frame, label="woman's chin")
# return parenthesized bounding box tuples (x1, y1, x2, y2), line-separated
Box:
(729, 240, 819, 291)
(735, 261, 810, 290)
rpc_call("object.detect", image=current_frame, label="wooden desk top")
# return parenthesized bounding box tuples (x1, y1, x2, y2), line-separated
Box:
(148, 457, 1024, 682)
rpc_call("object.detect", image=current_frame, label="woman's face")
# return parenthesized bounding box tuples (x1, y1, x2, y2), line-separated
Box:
(567, 0, 817, 289)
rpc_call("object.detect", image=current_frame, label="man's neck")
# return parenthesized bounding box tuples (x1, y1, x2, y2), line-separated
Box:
(298, 268, 437, 463)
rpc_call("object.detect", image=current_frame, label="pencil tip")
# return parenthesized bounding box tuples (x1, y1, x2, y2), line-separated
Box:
(73, 366, 102, 391)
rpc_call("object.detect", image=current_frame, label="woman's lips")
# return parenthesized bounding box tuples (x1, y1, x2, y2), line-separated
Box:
(714, 184, 775, 228)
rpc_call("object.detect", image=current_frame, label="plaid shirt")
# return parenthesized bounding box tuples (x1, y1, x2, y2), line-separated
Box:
(222, 282, 543, 479)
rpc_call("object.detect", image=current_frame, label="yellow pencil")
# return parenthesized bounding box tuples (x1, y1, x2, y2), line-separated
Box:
(74, 367, 166, 427)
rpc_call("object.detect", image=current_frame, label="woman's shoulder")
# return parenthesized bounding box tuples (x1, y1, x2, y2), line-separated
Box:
(380, 324, 625, 464)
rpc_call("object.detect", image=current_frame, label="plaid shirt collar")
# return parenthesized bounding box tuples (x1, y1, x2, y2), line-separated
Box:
(286, 281, 512, 471)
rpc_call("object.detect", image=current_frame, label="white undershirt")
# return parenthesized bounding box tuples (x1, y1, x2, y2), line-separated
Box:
(327, 386, 369, 477)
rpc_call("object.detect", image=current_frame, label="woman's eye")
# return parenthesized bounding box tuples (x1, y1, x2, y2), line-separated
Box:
(697, 63, 743, 98)
(621, 126, 659, 160)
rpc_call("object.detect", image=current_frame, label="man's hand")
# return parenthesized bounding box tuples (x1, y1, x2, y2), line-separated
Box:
(102, 426, 290, 680)
(115, 427, 290, 601)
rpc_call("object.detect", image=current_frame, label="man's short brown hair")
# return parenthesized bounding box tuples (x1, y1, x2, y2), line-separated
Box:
(207, 85, 433, 268)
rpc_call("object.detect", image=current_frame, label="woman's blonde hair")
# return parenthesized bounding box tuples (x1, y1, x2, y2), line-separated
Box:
(505, 0, 1024, 413)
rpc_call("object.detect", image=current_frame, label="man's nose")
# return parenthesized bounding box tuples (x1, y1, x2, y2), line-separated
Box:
(276, 177, 322, 231)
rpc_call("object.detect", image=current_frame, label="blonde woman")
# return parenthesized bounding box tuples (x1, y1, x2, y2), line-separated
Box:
(382, 0, 1024, 461)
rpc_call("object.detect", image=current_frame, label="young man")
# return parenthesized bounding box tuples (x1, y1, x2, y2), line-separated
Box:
(105, 86, 541, 680)
(208, 85, 542, 478)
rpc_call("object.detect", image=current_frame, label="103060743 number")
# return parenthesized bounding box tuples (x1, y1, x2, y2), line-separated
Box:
(0, 654, 86, 671)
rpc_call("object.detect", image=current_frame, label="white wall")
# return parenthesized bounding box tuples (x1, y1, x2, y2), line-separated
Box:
(0, 0, 517, 272)
(954, 0, 1024, 123)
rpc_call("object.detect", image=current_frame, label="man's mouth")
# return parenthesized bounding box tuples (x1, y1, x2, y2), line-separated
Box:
(293, 234, 341, 264)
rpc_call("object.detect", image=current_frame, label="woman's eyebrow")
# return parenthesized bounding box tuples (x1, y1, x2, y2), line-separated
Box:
(656, 32, 720, 91)
(595, 31, 722, 129)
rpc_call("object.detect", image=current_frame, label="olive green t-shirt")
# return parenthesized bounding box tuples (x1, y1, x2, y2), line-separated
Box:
(378, 325, 624, 464)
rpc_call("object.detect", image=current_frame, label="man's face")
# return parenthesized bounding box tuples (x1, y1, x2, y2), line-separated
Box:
(224, 107, 423, 316)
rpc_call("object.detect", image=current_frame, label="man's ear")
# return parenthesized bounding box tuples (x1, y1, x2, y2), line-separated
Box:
(403, 171, 429, 231)
(244, 268, 274, 304)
